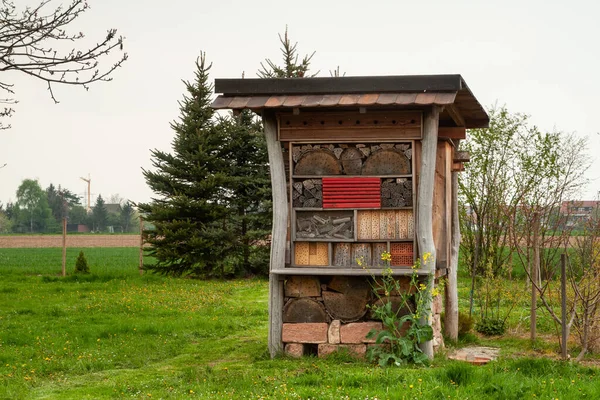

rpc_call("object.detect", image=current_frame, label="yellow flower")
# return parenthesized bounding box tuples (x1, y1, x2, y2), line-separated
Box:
(423, 252, 432, 263)
(380, 251, 392, 262)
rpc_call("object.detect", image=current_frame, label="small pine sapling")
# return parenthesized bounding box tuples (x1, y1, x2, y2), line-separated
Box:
(74, 251, 90, 274)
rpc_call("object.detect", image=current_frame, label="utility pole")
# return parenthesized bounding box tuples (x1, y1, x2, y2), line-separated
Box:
(80, 175, 91, 212)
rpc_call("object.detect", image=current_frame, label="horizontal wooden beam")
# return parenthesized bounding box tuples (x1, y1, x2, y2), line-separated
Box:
(453, 151, 470, 163)
(215, 75, 463, 95)
(271, 267, 429, 276)
(439, 127, 466, 139)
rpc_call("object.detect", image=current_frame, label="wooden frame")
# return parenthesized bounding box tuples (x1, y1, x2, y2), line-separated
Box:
(286, 138, 418, 272)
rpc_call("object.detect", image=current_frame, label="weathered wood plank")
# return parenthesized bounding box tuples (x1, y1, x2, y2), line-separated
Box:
(417, 106, 440, 360)
(264, 112, 288, 358)
(445, 139, 460, 341)
(271, 267, 430, 276)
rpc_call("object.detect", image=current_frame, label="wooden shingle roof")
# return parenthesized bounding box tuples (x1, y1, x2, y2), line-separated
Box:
(212, 75, 489, 128)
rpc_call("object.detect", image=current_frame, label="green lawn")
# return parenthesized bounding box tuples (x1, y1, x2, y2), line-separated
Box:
(0, 248, 598, 399)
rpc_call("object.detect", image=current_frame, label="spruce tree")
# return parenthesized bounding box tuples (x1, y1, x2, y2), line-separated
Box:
(219, 111, 272, 276)
(92, 195, 108, 232)
(138, 55, 231, 277)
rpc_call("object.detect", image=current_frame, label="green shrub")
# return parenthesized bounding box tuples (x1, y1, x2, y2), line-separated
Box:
(74, 251, 90, 274)
(458, 312, 474, 335)
(475, 317, 505, 336)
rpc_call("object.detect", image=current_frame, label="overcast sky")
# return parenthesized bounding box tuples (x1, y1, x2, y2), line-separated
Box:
(1, 0, 599, 208)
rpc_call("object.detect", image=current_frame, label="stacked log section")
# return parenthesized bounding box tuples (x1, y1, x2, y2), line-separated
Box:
(282, 275, 422, 359)
(292, 143, 412, 176)
(292, 179, 323, 208)
(381, 178, 413, 207)
(295, 211, 353, 240)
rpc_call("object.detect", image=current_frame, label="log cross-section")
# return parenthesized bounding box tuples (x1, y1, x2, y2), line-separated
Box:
(417, 105, 440, 359)
(264, 112, 287, 357)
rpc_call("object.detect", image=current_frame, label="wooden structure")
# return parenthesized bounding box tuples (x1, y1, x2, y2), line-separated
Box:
(212, 75, 488, 358)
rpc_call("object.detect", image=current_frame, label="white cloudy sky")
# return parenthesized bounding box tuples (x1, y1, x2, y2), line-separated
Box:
(1, 0, 599, 208)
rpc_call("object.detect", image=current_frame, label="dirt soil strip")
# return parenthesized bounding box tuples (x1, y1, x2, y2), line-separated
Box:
(0, 235, 140, 248)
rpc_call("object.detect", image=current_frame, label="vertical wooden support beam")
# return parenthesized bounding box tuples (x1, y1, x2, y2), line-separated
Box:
(417, 106, 439, 359)
(445, 145, 460, 341)
(264, 112, 287, 358)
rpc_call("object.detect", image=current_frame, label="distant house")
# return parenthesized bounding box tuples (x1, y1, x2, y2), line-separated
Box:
(560, 200, 600, 228)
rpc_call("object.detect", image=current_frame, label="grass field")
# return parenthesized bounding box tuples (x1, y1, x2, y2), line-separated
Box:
(1, 248, 599, 399)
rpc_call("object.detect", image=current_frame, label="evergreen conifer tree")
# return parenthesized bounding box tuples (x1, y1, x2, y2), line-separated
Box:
(219, 111, 271, 275)
(138, 55, 232, 277)
(92, 195, 108, 232)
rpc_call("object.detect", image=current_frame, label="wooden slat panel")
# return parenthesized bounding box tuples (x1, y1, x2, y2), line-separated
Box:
(279, 127, 422, 141)
(279, 111, 421, 131)
(323, 177, 381, 208)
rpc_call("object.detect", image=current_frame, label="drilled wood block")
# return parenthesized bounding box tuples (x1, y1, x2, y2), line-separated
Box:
(386, 211, 396, 239)
(391, 242, 414, 267)
(352, 243, 372, 266)
(407, 213, 415, 238)
(295, 242, 310, 265)
(295, 242, 329, 266)
(371, 213, 380, 240)
(357, 211, 372, 240)
(333, 243, 351, 266)
(372, 243, 388, 267)
(396, 210, 409, 239)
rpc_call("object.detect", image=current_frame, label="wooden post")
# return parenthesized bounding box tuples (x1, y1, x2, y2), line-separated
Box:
(561, 253, 568, 359)
(139, 216, 144, 276)
(445, 157, 460, 341)
(61, 217, 67, 277)
(417, 106, 439, 359)
(264, 112, 287, 358)
(531, 212, 539, 343)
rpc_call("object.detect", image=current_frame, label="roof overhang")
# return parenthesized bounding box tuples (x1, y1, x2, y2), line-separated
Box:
(212, 74, 489, 129)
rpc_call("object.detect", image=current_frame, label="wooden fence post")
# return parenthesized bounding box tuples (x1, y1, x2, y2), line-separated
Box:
(62, 217, 67, 277)
(139, 216, 144, 276)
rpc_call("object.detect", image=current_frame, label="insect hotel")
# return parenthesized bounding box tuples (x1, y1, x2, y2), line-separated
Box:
(212, 75, 488, 359)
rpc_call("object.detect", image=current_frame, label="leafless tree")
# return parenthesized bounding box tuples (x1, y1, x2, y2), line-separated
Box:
(0, 0, 127, 129)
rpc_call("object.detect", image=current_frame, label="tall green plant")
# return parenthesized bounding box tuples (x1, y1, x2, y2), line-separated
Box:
(364, 252, 435, 366)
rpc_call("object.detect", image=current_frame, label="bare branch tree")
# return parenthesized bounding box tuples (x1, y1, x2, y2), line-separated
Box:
(0, 0, 127, 129)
